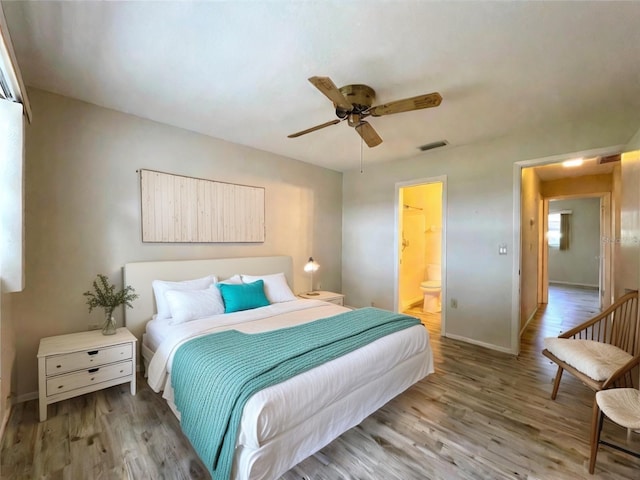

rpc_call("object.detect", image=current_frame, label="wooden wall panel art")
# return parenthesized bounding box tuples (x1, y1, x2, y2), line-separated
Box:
(140, 169, 265, 243)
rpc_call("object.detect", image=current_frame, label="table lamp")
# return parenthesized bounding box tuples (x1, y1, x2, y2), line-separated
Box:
(303, 257, 319, 295)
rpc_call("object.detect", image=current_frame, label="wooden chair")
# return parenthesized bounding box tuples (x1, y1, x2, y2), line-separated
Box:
(542, 290, 640, 402)
(589, 384, 640, 473)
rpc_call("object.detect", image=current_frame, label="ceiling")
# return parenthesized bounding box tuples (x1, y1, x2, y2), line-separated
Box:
(3, 1, 640, 172)
(533, 156, 617, 181)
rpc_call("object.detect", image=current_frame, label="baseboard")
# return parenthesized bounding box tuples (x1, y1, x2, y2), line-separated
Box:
(15, 391, 38, 403)
(0, 403, 10, 443)
(444, 332, 515, 355)
(548, 281, 598, 289)
(520, 307, 538, 337)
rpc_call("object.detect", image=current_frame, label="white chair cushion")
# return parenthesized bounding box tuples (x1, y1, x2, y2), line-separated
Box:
(596, 388, 640, 430)
(544, 338, 632, 381)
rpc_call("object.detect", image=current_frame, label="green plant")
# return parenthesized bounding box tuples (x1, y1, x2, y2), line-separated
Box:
(84, 273, 138, 318)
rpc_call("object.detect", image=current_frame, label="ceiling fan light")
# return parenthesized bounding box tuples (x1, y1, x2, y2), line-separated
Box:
(562, 158, 583, 168)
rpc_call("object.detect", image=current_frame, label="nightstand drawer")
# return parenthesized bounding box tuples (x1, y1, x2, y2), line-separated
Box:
(327, 297, 344, 306)
(45, 343, 132, 375)
(46, 360, 133, 396)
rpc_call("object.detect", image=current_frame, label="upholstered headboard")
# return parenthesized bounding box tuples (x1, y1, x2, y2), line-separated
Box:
(123, 255, 293, 345)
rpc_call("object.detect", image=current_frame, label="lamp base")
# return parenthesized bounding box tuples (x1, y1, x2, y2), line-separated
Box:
(305, 291, 320, 296)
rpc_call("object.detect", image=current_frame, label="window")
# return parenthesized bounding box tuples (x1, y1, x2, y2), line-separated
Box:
(0, 98, 24, 292)
(548, 211, 571, 251)
(1, 7, 30, 291)
(548, 213, 561, 248)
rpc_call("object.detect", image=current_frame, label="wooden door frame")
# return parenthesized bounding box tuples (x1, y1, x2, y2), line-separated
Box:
(539, 194, 611, 309)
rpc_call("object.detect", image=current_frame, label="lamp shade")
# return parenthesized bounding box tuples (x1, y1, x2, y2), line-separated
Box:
(304, 257, 319, 273)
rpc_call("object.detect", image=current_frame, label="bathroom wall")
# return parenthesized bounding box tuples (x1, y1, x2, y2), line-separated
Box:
(399, 186, 427, 309)
(424, 183, 443, 268)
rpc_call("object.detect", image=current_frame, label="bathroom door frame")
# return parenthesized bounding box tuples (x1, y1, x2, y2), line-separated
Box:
(394, 175, 447, 336)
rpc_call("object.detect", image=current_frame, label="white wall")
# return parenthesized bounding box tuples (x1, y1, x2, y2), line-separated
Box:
(0, 286, 14, 435)
(547, 198, 600, 286)
(343, 116, 639, 352)
(11, 89, 343, 398)
(626, 125, 640, 150)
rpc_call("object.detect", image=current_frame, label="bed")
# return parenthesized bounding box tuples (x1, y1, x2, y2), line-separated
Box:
(124, 255, 434, 480)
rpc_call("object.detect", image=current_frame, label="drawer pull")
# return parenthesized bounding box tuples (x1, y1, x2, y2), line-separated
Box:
(88, 368, 99, 373)
(58, 385, 63, 389)
(56, 365, 62, 369)
(87, 350, 99, 356)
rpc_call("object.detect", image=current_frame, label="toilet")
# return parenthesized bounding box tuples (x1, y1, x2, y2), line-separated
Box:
(420, 264, 441, 313)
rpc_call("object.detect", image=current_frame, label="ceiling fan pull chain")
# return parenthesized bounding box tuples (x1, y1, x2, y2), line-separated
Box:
(360, 137, 364, 174)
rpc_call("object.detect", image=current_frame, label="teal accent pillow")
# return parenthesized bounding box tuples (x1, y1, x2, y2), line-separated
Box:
(218, 280, 270, 313)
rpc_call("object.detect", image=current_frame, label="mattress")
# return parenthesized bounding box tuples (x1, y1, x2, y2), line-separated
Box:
(143, 316, 168, 352)
(144, 299, 434, 479)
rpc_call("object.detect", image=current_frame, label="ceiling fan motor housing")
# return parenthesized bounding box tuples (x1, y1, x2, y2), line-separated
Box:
(335, 84, 376, 117)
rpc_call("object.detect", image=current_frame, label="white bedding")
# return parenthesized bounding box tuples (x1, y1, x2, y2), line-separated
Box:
(144, 316, 171, 352)
(147, 300, 348, 391)
(145, 299, 434, 479)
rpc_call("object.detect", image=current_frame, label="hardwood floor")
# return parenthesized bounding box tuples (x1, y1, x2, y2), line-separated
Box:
(3, 285, 639, 479)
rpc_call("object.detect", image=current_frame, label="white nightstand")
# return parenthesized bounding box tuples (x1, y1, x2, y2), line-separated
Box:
(37, 327, 137, 422)
(299, 290, 345, 306)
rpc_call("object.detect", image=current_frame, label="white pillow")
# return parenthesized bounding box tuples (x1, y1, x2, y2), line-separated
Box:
(152, 275, 217, 320)
(219, 274, 242, 285)
(241, 272, 296, 303)
(165, 286, 225, 325)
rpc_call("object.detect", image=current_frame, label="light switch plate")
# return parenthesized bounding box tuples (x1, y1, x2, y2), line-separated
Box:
(498, 244, 508, 255)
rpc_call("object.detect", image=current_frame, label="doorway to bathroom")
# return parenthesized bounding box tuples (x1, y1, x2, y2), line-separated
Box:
(395, 177, 446, 336)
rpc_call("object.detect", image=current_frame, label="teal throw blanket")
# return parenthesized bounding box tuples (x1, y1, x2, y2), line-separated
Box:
(171, 307, 421, 480)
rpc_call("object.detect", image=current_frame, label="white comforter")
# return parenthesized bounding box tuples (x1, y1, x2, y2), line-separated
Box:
(146, 300, 433, 449)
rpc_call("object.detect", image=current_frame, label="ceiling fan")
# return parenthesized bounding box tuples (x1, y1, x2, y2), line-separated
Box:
(288, 76, 442, 148)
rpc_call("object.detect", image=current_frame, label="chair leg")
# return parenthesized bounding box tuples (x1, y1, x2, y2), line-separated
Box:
(589, 399, 604, 474)
(551, 366, 564, 400)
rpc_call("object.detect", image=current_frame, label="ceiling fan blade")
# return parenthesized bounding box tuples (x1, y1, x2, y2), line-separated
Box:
(287, 119, 341, 138)
(308, 76, 352, 111)
(355, 121, 383, 148)
(369, 92, 442, 117)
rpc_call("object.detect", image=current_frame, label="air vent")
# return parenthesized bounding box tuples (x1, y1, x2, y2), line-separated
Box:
(598, 154, 621, 164)
(418, 140, 448, 152)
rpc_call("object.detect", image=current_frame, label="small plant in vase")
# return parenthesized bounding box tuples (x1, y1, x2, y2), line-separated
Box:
(84, 274, 138, 335)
